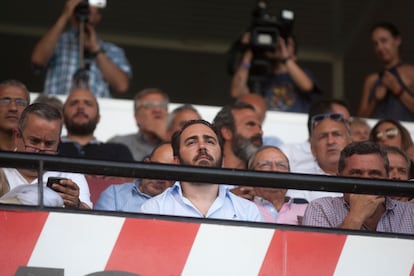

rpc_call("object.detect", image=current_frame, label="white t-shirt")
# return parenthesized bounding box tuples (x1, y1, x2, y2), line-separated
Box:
(3, 168, 92, 208)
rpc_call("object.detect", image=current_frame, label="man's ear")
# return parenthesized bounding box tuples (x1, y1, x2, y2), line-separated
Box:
(220, 127, 233, 141)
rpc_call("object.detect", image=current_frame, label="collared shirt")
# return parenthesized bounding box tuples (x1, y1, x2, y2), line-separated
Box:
(95, 180, 151, 212)
(108, 131, 162, 161)
(43, 29, 132, 98)
(140, 182, 263, 222)
(276, 199, 308, 225)
(302, 196, 414, 234)
(2, 168, 92, 208)
(254, 196, 278, 223)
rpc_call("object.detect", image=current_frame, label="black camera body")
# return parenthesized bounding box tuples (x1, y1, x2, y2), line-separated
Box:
(248, 1, 295, 91)
(74, 0, 90, 22)
(250, 1, 294, 52)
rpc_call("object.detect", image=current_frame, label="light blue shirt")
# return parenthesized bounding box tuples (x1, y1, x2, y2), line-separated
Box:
(95, 180, 151, 212)
(140, 182, 263, 222)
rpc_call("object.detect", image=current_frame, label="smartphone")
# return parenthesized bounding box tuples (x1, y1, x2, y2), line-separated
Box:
(46, 177, 67, 191)
(89, 0, 106, 8)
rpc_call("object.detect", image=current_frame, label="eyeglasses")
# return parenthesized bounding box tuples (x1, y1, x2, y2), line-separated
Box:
(253, 160, 290, 171)
(0, 97, 28, 107)
(311, 113, 345, 129)
(137, 101, 168, 109)
(20, 135, 57, 155)
(374, 128, 399, 141)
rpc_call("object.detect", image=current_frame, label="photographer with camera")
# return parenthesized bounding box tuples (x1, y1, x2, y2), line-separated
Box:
(31, 0, 131, 98)
(229, 2, 321, 113)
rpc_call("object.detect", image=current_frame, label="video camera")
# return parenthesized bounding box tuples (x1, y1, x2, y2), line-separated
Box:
(247, 0, 295, 92)
(250, 1, 294, 52)
(74, 0, 106, 22)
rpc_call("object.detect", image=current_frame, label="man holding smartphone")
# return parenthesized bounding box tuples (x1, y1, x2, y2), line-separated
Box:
(31, 0, 131, 98)
(1, 103, 92, 208)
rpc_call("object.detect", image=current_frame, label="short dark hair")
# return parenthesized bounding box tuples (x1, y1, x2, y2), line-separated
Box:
(19, 103, 63, 133)
(171, 119, 223, 157)
(382, 145, 411, 169)
(133, 88, 169, 111)
(370, 22, 400, 38)
(338, 141, 389, 175)
(213, 102, 255, 134)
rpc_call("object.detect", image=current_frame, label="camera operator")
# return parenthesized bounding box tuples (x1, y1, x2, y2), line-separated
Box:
(230, 32, 321, 113)
(31, 0, 132, 98)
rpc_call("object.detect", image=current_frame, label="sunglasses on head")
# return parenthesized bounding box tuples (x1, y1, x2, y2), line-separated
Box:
(374, 128, 399, 141)
(311, 113, 345, 128)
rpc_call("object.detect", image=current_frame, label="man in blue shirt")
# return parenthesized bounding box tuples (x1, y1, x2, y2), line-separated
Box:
(95, 142, 175, 212)
(140, 120, 263, 222)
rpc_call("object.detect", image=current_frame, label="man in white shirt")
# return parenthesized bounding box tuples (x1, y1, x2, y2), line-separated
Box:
(1, 103, 92, 208)
(140, 120, 263, 222)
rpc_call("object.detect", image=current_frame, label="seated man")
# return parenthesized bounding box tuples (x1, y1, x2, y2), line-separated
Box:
(383, 146, 413, 202)
(95, 142, 175, 212)
(140, 120, 263, 222)
(0, 79, 30, 151)
(108, 88, 169, 161)
(302, 141, 414, 234)
(1, 103, 92, 208)
(248, 146, 308, 225)
(58, 86, 134, 161)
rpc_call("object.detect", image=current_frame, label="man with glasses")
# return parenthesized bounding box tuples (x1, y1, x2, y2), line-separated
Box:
(302, 141, 414, 234)
(0, 80, 30, 151)
(108, 88, 169, 161)
(248, 146, 308, 224)
(1, 103, 92, 208)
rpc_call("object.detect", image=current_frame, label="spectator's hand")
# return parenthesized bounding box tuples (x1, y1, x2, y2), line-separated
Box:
(50, 178, 81, 208)
(62, 0, 83, 21)
(381, 70, 401, 96)
(374, 84, 387, 101)
(84, 24, 100, 52)
(277, 37, 290, 59)
(231, 186, 256, 201)
(241, 32, 251, 45)
(348, 194, 385, 223)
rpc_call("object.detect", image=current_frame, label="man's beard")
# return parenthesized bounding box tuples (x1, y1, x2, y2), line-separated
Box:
(179, 148, 222, 168)
(232, 133, 262, 162)
(64, 115, 98, 136)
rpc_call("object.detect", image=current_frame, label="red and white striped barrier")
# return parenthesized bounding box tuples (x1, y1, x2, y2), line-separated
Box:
(1, 210, 413, 276)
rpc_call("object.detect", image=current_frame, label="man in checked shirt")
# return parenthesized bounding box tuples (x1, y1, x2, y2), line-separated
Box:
(302, 141, 414, 234)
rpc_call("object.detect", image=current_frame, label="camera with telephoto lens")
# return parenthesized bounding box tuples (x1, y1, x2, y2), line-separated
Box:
(74, 0, 107, 22)
(248, 0, 294, 89)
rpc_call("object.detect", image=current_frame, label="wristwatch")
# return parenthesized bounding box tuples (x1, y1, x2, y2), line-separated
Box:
(281, 56, 292, 64)
(90, 47, 106, 58)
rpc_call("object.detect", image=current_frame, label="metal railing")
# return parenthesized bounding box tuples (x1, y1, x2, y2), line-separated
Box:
(1, 151, 414, 206)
